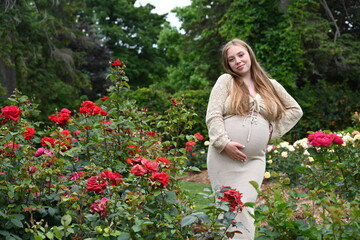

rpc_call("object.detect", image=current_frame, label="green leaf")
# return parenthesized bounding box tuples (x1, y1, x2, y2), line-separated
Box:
(188, 166, 201, 172)
(10, 218, 23, 228)
(0, 210, 7, 218)
(0, 231, 10, 237)
(181, 215, 197, 227)
(307, 148, 318, 156)
(52, 226, 63, 239)
(48, 207, 56, 216)
(131, 225, 142, 232)
(117, 232, 131, 240)
(61, 215, 71, 226)
(45, 232, 54, 239)
(165, 191, 178, 204)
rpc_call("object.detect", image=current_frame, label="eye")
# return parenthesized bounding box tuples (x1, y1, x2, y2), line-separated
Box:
(228, 58, 234, 62)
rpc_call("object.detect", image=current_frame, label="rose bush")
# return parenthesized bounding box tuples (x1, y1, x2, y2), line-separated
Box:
(256, 129, 360, 239)
(0, 61, 243, 240)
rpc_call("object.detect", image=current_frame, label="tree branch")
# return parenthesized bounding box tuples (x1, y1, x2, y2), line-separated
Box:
(319, 0, 340, 42)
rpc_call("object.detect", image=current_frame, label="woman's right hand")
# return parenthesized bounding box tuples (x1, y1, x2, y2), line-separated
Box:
(224, 141, 247, 161)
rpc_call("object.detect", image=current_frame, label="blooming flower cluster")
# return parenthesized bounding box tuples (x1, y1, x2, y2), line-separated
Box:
(185, 141, 195, 152)
(48, 108, 72, 126)
(86, 170, 123, 194)
(218, 186, 244, 212)
(308, 131, 344, 147)
(194, 132, 204, 141)
(40, 133, 72, 152)
(100, 170, 123, 186)
(127, 157, 171, 188)
(79, 101, 107, 116)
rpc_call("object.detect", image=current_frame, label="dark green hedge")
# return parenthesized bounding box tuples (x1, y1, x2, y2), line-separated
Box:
(126, 81, 360, 143)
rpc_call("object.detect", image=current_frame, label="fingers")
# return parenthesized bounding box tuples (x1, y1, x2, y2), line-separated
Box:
(225, 141, 247, 161)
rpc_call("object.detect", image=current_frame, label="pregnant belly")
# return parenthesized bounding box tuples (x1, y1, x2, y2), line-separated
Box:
(224, 115, 269, 157)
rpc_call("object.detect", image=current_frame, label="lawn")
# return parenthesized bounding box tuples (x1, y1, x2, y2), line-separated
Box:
(180, 181, 213, 210)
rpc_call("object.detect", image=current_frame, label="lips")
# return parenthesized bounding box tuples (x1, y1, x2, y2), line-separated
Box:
(236, 64, 245, 70)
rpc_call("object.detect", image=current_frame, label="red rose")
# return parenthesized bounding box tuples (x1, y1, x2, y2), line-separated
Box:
(69, 171, 83, 180)
(27, 166, 38, 175)
(218, 186, 244, 212)
(127, 145, 141, 156)
(101, 96, 109, 102)
(147, 131, 156, 137)
(171, 97, 178, 105)
(100, 170, 123, 186)
(148, 172, 170, 188)
(61, 130, 72, 136)
(126, 157, 144, 165)
(156, 157, 171, 164)
(86, 176, 108, 193)
(185, 141, 196, 152)
(141, 158, 159, 173)
(48, 108, 71, 126)
(0, 106, 22, 123)
(2, 142, 20, 156)
(23, 127, 36, 140)
(40, 137, 59, 148)
(131, 164, 148, 176)
(194, 133, 204, 141)
(101, 120, 113, 132)
(308, 131, 344, 147)
(111, 59, 122, 67)
(79, 101, 105, 116)
(331, 134, 344, 145)
(90, 197, 108, 216)
(72, 130, 81, 136)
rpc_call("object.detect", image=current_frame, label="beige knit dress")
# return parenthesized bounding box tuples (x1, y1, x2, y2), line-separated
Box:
(206, 74, 303, 239)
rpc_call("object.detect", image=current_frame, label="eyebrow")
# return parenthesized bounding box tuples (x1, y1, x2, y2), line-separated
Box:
(227, 51, 244, 59)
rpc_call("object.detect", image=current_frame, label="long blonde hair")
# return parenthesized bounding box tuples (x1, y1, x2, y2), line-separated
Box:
(221, 39, 285, 120)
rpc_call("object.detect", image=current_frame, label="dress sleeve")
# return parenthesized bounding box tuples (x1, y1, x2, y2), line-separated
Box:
(206, 74, 232, 152)
(270, 80, 303, 140)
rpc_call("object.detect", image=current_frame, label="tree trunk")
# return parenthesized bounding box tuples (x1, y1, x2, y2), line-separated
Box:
(0, 58, 16, 98)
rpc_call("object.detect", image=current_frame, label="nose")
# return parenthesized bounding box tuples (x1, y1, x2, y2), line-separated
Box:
(235, 56, 242, 64)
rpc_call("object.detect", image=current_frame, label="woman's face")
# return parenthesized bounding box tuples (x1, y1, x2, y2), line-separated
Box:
(227, 45, 251, 77)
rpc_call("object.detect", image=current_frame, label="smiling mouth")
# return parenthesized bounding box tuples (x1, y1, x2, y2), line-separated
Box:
(237, 64, 245, 69)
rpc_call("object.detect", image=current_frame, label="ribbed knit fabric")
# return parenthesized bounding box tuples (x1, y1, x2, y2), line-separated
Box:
(205, 74, 303, 153)
(206, 74, 302, 239)
(207, 115, 268, 239)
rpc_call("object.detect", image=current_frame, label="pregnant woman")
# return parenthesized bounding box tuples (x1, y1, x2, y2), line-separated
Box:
(206, 38, 303, 239)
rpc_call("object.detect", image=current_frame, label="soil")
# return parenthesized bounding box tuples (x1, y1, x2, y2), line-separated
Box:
(180, 170, 211, 185)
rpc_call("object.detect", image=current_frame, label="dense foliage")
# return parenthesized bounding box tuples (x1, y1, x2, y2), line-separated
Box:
(256, 129, 360, 239)
(0, 1, 360, 238)
(0, 62, 247, 239)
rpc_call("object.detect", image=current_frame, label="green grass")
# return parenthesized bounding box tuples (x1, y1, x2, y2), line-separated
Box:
(180, 181, 213, 210)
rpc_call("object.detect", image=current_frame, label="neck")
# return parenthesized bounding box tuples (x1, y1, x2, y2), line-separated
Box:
(241, 74, 253, 86)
